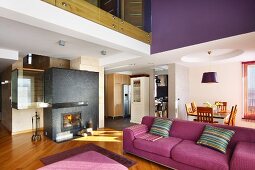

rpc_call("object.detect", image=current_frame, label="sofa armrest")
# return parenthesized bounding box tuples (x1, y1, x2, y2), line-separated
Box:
(123, 124, 148, 152)
(125, 124, 149, 137)
(230, 142, 255, 170)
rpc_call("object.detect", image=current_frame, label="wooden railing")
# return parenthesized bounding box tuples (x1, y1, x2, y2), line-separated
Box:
(42, 0, 151, 44)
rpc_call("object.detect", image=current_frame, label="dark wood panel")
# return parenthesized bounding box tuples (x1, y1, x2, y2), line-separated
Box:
(123, 0, 144, 29)
(23, 54, 50, 70)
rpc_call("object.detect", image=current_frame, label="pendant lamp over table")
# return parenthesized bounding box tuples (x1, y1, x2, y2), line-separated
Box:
(201, 51, 219, 83)
(201, 72, 218, 83)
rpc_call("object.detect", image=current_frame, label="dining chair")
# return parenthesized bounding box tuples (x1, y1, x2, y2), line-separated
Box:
(191, 101, 197, 112)
(224, 105, 237, 126)
(215, 101, 227, 112)
(195, 107, 218, 123)
(185, 103, 193, 114)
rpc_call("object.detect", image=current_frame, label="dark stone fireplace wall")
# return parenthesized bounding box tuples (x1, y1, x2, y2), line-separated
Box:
(43, 68, 99, 140)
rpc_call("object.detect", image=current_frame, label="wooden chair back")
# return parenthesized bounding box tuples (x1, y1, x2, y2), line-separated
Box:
(191, 102, 197, 112)
(215, 101, 227, 112)
(197, 107, 214, 123)
(185, 103, 194, 114)
(226, 105, 237, 126)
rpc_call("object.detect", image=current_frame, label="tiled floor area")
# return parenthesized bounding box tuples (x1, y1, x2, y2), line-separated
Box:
(104, 117, 136, 131)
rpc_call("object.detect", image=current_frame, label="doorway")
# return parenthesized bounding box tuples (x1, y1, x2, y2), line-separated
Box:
(155, 74, 168, 118)
(104, 74, 132, 130)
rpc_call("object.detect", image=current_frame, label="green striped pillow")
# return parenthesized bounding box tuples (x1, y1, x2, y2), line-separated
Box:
(197, 125, 235, 154)
(149, 118, 172, 137)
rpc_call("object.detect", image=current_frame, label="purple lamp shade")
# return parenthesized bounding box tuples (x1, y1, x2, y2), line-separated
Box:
(201, 72, 218, 83)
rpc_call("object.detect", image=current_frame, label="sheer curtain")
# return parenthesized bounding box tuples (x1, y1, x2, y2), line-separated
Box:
(243, 61, 255, 120)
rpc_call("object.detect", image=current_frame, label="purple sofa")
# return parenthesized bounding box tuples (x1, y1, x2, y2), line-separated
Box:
(123, 116, 255, 170)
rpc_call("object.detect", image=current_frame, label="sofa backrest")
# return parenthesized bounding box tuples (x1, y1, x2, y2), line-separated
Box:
(141, 116, 255, 150)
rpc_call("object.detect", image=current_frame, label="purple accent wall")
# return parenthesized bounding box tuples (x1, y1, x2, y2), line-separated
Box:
(151, 0, 255, 54)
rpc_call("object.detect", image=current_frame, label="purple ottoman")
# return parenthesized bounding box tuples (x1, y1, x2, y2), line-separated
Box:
(38, 151, 128, 170)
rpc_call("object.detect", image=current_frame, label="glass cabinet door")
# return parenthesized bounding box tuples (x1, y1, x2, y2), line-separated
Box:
(12, 69, 46, 109)
(133, 79, 141, 102)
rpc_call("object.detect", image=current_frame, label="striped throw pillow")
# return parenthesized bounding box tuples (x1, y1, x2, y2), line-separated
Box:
(197, 125, 235, 154)
(149, 118, 172, 137)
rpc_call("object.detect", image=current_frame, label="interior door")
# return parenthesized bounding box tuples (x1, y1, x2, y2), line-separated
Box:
(115, 83, 123, 116)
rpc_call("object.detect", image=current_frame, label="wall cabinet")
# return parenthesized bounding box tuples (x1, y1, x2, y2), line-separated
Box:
(105, 73, 130, 118)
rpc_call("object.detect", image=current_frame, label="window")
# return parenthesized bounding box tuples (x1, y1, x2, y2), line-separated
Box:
(243, 61, 255, 120)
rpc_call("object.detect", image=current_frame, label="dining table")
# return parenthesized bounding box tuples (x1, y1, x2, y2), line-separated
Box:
(188, 110, 230, 119)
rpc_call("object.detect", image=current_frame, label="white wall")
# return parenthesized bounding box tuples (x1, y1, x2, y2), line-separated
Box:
(175, 64, 189, 119)
(189, 62, 255, 128)
(168, 64, 176, 118)
(168, 64, 189, 119)
(12, 108, 43, 134)
(0, 48, 18, 60)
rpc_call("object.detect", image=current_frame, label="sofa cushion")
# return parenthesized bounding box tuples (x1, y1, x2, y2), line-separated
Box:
(171, 140, 230, 170)
(197, 125, 235, 154)
(134, 136, 182, 157)
(149, 117, 172, 137)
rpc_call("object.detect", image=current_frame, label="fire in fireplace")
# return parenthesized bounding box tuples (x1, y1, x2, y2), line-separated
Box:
(62, 112, 82, 131)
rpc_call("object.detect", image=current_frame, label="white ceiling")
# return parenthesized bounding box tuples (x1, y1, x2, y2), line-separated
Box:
(181, 49, 244, 63)
(105, 32, 255, 73)
(0, 17, 120, 60)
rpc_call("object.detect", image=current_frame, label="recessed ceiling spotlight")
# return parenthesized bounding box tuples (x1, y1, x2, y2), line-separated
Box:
(58, 40, 66, 46)
(148, 62, 154, 65)
(129, 64, 136, 66)
(27, 53, 32, 64)
(101, 50, 107, 55)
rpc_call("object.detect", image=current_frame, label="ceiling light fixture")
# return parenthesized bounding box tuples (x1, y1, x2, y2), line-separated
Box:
(201, 51, 219, 83)
(58, 40, 66, 46)
(201, 72, 218, 83)
(101, 50, 107, 55)
(1, 80, 9, 85)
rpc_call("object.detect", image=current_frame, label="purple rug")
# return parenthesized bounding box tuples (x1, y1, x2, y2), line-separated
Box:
(40, 143, 135, 168)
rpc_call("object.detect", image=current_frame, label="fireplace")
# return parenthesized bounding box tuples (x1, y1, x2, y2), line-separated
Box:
(62, 112, 82, 131)
(43, 68, 99, 141)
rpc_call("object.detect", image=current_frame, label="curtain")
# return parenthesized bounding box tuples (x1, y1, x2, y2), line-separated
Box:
(243, 61, 255, 120)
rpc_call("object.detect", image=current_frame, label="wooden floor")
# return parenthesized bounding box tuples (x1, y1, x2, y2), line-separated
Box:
(0, 123, 168, 170)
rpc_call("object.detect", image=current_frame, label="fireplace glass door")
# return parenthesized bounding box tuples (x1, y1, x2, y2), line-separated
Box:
(62, 112, 82, 131)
